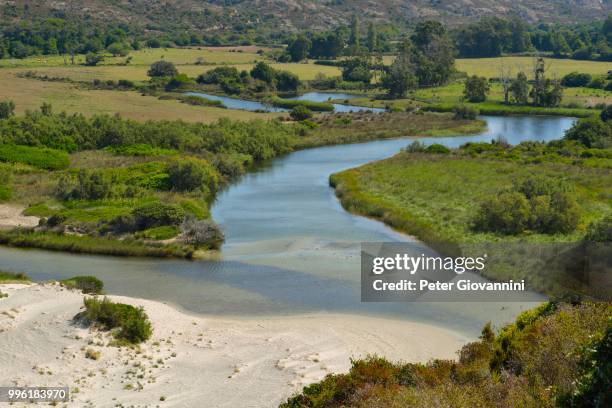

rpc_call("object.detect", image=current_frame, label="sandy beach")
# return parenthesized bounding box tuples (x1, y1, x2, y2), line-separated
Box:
(0, 283, 469, 407)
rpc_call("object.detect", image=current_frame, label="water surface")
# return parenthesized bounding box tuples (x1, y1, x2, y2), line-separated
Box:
(0, 115, 575, 336)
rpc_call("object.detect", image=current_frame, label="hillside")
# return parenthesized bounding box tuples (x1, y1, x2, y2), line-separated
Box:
(1, 0, 611, 33)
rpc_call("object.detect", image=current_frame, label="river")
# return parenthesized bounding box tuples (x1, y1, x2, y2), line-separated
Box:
(0, 115, 575, 336)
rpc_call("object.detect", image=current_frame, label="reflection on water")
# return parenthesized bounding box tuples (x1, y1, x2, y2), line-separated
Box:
(0, 116, 575, 336)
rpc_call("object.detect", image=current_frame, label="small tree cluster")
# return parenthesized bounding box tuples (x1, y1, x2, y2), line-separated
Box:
(463, 76, 490, 102)
(180, 216, 225, 249)
(473, 177, 580, 235)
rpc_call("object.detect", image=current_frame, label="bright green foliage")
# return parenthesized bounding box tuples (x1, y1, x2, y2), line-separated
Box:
(0, 271, 30, 282)
(61, 276, 104, 294)
(132, 202, 185, 230)
(136, 226, 180, 240)
(565, 117, 612, 148)
(167, 158, 218, 193)
(81, 297, 152, 344)
(0, 144, 69, 170)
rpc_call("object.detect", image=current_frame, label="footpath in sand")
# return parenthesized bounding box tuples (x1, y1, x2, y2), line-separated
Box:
(0, 205, 39, 229)
(0, 283, 468, 407)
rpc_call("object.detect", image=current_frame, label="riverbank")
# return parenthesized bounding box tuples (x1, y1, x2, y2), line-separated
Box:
(329, 138, 611, 295)
(0, 283, 468, 407)
(0, 111, 485, 259)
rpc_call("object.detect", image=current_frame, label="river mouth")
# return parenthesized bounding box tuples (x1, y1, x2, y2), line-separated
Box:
(0, 115, 575, 336)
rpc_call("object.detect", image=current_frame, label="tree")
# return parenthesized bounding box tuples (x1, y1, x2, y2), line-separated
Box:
(349, 15, 360, 50)
(288, 35, 311, 62)
(107, 42, 130, 57)
(0, 100, 15, 119)
(530, 58, 563, 107)
(310, 32, 344, 59)
(510, 72, 529, 105)
(276, 71, 301, 92)
(366, 22, 378, 52)
(341, 57, 372, 84)
(290, 106, 313, 121)
(463, 76, 490, 102)
(601, 105, 612, 122)
(250, 61, 276, 84)
(411, 21, 455, 87)
(84, 52, 104, 66)
(147, 60, 177, 77)
(381, 41, 416, 98)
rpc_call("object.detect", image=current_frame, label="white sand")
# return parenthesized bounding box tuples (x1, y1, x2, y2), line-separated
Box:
(0, 205, 39, 229)
(0, 283, 469, 407)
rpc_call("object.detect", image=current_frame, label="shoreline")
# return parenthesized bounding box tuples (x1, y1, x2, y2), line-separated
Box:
(0, 283, 469, 407)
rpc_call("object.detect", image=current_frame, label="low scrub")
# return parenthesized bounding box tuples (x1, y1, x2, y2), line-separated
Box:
(0, 144, 69, 170)
(60, 276, 104, 294)
(270, 97, 334, 112)
(282, 301, 611, 408)
(179, 95, 225, 108)
(78, 297, 152, 344)
(0, 270, 30, 283)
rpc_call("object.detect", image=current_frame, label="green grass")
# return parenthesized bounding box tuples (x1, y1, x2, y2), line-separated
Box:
(0, 145, 70, 170)
(455, 57, 612, 79)
(270, 97, 334, 112)
(297, 112, 486, 149)
(0, 229, 193, 258)
(330, 147, 611, 294)
(0, 270, 31, 283)
(136, 226, 180, 240)
(423, 102, 596, 118)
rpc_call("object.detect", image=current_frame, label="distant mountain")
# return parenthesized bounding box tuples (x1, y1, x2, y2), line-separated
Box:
(2, 0, 611, 33)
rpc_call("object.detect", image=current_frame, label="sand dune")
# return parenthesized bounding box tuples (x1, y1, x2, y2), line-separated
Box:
(0, 283, 468, 407)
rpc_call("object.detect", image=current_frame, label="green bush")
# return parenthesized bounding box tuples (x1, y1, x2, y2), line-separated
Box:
(0, 185, 11, 201)
(167, 158, 218, 193)
(179, 95, 224, 108)
(80, 297, 152, 344)
(290, 106, 313, 121)
(425, 143, 451, 154)
(474, 177, 580, 235)
(0, 144, 69, 170)
(453, 105, 479, 120)
(56, 169, 115, 200)
(147, 60, 177, 77)
(61, 276, 104, 294)
(180, 216, 224, 249)
(132, 202, 185, 230)
(561, 72, 592, 87)
(0, 100, 15, 119)
(0, 270, 30, 282)
(564, 117, 612, 149)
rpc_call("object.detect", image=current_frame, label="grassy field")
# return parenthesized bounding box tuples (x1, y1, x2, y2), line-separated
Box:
(298, 112, 486, 148)
(455, 57, 612, 79)
(0, 46, 268, 68)
(330, 148, 611, 293)
(0, 71, 281, 123)
(330, 152, 610, 245)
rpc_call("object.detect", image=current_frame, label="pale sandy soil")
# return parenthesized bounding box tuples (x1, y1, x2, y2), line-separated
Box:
(0, 205, 39, 229)
(0, 283, 469, 407)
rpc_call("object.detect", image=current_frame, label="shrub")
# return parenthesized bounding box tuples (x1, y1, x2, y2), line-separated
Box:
(0, 100, 15, 119)
(196, 66, 241, 84)
(463, 75, 490, 102)
(250, 61, 276, 84)
(147, 60, 178, 78)
(290, 106, 313, 121)
(0, 144, 69, 170)
(564, 117, 612, 148)
(167, 158, 218, 193)
(0, 270, 30, 282)
(180, 216, 224, 249)
(165, 73, 193, 91)
(584, 215, 612, 242)
(60, 276, 104, 294)
(425, 144, 450, 154)
(85, 348, 101, 360)
(587, 77, 606, 89)
(600, 105, 612, 122)
(84, 53, 104, 66)
(474, 177, 580, 235)
(276, 71, 301, 92)
(453, 105, 479, 120)
(79, 297, 152, 343)
(56, 169, 115, 200)
(132, 202, 185, 230)
(561, 72, 592, 87)
(404, 141, 426, 153)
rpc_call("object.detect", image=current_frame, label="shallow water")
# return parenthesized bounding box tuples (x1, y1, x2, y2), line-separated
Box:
(184, 91, 384, 113)
(0, 115, 575, 336)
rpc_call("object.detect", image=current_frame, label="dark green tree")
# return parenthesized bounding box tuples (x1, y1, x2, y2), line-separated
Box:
(288, 35, 311, 62)
(147, 60, 178, 77)
(463, 76, 490, 102)
(510, 72, 529, 105)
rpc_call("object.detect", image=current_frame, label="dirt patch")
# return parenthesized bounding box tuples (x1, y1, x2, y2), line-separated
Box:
(0, 205, 39, 229)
